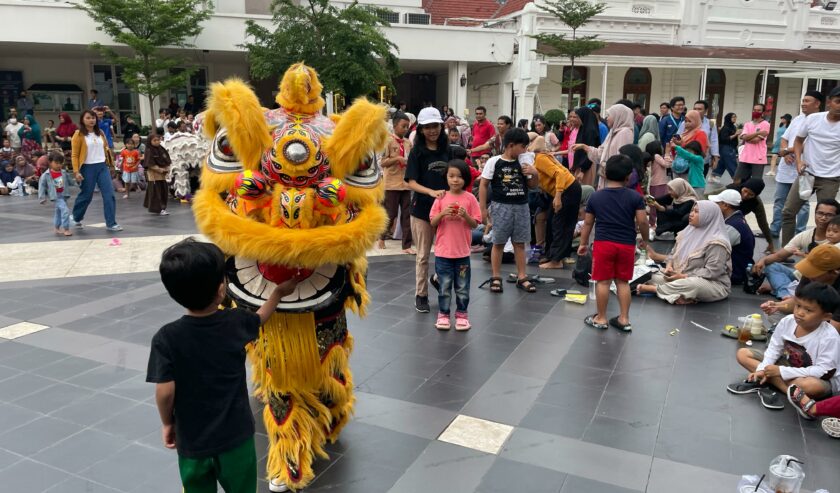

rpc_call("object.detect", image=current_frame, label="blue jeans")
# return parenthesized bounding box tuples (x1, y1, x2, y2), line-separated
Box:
(765, 263, 797, 298)
(435, 256, 470, 314)
(770, 182, 808, 237)
(72, 162, 117, 227)
(54, 196, 70, 229)
(712, 146, 738, 178)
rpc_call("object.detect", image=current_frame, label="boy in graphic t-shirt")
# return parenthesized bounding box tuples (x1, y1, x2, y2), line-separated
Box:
(147, 239, 298, 493)
(578, 155, 648, 332)
(119, 137, 141, 199)
(479, 128, 540, 294)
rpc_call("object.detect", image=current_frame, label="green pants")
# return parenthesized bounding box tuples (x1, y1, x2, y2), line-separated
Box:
(178, 436, 257, 493)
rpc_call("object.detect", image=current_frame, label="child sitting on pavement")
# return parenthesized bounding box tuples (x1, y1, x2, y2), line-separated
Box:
(728, 281, 840, 411)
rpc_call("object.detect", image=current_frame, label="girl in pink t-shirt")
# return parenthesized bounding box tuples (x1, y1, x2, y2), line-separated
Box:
(430, 160, 482, 330)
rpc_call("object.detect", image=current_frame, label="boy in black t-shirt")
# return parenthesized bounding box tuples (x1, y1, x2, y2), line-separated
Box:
(578, 155, 648, 332)
(479, 128, 540, 293)
(146, 238, 297, 493)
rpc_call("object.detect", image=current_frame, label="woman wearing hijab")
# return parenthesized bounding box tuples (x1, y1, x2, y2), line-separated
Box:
(710, 113, 740, 182)
(568, 106, 601, 187)
(647, 178, 698, 237)
(55, 112, 78, 160)
(637, 114, 660, 151)
(726, 178, 776, 253)
(676, 110, 708, 154)
(17, 114, 42, 165)
(573, 104, 634, 188)
(143, 133, 171, 215)
(639, 200, 732, 304)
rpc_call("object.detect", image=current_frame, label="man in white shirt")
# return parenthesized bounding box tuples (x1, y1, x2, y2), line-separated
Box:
(783, 88, 840, 248)
(3, 117, 23, 151)
(776, 91, 824, 243)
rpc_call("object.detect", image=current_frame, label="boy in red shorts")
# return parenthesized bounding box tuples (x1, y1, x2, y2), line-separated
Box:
(578, 155, 648, 332)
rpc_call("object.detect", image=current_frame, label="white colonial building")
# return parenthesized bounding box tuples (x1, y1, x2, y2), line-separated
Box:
(1, 0, 839, 133)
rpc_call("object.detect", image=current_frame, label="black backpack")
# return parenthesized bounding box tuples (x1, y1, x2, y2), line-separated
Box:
(572, 254, 592, 286)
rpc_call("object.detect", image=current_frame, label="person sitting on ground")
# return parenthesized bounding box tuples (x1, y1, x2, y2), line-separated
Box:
(710, 189, 754, 285)
(578, 154, 648, 332)
(640, 200, 732, 304)
(479, 128, 540, 293)
(760, 244, 840, 332)
(728, 281, 840, 412)
(753, 199, 840, 299)
(726, 178, 775, 253)
(0, 160, 21, 195)
(646, 178, 698, 238)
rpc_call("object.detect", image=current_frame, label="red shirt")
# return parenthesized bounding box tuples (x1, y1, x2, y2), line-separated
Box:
(50, 170, 64, 193)
(120, 149, 141, 173)
(471, 119, 496, 158)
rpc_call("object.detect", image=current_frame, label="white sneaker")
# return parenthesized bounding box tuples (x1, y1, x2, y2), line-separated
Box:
(106, 224, 123, 232)
(708, 175, 719, 184)
(159, 210, 169, 216)
(269, 478, 289, 492)
(649, 229, 656, 242)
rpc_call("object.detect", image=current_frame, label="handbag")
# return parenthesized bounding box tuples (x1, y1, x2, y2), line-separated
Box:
(572, 253, 592, 286)
(798, 173, 814, 200)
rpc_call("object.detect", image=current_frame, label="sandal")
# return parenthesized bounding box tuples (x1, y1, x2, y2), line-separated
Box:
(516, 278, 536, 293)
(507, 273, 556, 284)
(584, 314, 608, 330)
(786, 384, 816, 420)
(822, 417, 840, 438)
(609, 316, 633, 332)
(478, 277, 503, 293)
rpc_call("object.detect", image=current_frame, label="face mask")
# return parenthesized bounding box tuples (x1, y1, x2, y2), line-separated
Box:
(8, 118, 16, 124)
(752, 111, 762, 120)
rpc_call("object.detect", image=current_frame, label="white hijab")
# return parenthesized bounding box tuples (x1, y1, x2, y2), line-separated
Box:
(672, 200, 731, 272)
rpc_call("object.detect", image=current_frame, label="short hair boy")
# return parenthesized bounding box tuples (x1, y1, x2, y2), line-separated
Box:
(578, 154, 648, 332)
(478, 128, 540, 293)
(147, 238, 297, 492)
(728, 281, 840, 411)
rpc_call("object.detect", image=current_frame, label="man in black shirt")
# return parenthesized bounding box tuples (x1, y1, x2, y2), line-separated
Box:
(147, 238, 296, 493)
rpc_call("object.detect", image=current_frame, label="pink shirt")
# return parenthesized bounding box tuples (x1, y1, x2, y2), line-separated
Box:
(567, 127, 578, 169)
(430, 191, 481, 259)
(740, 120, 770, 164)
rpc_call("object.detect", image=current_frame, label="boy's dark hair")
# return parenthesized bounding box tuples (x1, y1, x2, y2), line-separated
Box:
(451, 145, 467, 160)
(694, 100, 709, 110)
(817, 198, 840, 215)
(645, 140, 663, 157)
(660, 102, 671, 109)
(124, 136, 134, 145)
(160, 238, 226, 311)
(448, 127, 461, 135)
(604, 154, 633, 181)
(828, 215, 840, 229)
(48, 152, 65, 164)
(447, 159, 472, 187)
(615, 99, 634, 109)
(392, 111, 409, 125)
(476, 106, 487, 113)
(795, 281, 840, 315)
(502, 127, 530, 148)
(497, 115, 513, 127)
(669, 96, 685, 108)
(685, 141, 703, 156)
(167, 121, 177, 130)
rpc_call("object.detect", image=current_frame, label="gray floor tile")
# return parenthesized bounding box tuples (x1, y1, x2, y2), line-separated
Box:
(460, 371, 545, 426)
(388, 441, 495, 493)
(307, 454, 403, 493)
(0, 447, 21, 471)
(67, 365, 142, 390)
(92, 403, 160, 441)
(0, 372, 56, 402)
(50, 391, 137, 426)
(13, 382, 96, 413)
(0, 458, 71, 493)
(646, 458, 741, 493)
(0, 416, 83, 456)
(44, 476, 124, 493)
(79, 443, 173, 490)
(559, 475, 642, 493)
(404, 379, 475, 412)
(582, 416, 659, 456)
(0, 347, 69, 371)
(0, 402, 43, 430)
(0, 364, 22, 382)
(32, 356, 104, 380)
(333, 421, 429, 471)
(520, 402, 593, 439)
(357, 367, 426, 400)
(33, 428, 130, 473)
(104, 374, 154, 402)
(354, 392, 456, 440)
(477, 457, 566, 493)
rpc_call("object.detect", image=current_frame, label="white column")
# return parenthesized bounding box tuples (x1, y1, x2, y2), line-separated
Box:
(601, 63, 608, 104)
(448, 61, 469, 118)
(138, 96, 159, 128)
(325, 91, 334, 115)
(759, 67, 769, 103)
(800, 78, 809, 107)
(699, 65, 708, 100)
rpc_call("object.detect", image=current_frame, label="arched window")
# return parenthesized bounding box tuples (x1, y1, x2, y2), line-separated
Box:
(703, 69, 726, 122)
(623, 68, 652, 111)
(560, 66, 588, 112)
(754, 70, 780, 141)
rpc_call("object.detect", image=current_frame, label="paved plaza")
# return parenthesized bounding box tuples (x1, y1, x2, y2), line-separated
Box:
(0, 188, 838, 493)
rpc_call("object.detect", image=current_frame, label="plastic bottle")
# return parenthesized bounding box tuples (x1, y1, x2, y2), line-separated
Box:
(750, 314, 765, 338)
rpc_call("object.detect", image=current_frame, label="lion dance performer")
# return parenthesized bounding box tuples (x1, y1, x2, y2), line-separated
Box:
(192, 63, 388, 491)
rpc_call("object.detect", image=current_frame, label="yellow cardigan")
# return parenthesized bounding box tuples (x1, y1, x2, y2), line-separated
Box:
(71, 130, 110, 174)
(534, 153, 576, 196)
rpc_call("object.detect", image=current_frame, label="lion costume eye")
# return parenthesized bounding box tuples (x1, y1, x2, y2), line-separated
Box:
(208, 128, 244, 174)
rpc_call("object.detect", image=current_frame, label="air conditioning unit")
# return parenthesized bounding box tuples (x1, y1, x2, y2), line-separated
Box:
(405, 13, 431, 25)
(378, 11, 400, 24)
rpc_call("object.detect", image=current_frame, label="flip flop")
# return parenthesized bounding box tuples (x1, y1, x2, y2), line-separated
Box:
(584, 314, 608, 330)
(609, 316, 633, 332)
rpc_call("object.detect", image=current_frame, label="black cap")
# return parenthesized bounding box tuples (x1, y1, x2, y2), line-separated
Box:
(829, 86, 840, 99)
(805, 90, 825, 102)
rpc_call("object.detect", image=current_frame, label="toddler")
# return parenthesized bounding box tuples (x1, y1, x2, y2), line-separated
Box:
(38, 153, 77, 236)
(670, 141, 705, 196)
(120, 137, 141, 199)
(430, 160, 481, 330)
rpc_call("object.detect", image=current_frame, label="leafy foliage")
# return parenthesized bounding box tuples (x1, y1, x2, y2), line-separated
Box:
(531, 0, 607, 109)
(244, 0, 401, 99)
(544, 109, 566, 129)
(75, 0, 213, 121)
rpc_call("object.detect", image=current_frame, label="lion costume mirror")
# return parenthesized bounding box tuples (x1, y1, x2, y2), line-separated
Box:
(192, 63, 388, 491)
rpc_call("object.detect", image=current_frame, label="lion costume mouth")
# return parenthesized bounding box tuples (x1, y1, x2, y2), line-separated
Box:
(226, 257, 346, 312)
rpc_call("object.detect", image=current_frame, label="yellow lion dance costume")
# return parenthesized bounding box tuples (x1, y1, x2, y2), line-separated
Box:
(192, 63, 388, 490)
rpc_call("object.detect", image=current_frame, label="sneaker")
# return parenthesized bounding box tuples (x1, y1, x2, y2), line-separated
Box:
(708, 175, 720, 184)
(415, 296, 430, 313)
(159, 210, 170, 216)
(269, 478, 289, 492)
(122, 194, 128, 199)
(435, 312, 451, 330)
(429, 274, 440, 292)
(454, 312, 471, 331)
(70, 215, 84, 228)
(106, 224, 123, 232)
(822, 417, 840, 438)
(726, 379, 765, 395)
(757, 387, 785, 410)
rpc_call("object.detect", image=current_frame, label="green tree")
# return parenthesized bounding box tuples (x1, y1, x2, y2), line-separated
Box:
(75, 0, 214, 125)
(531, 0, 607, 112)
(244, 0, 401, 101)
